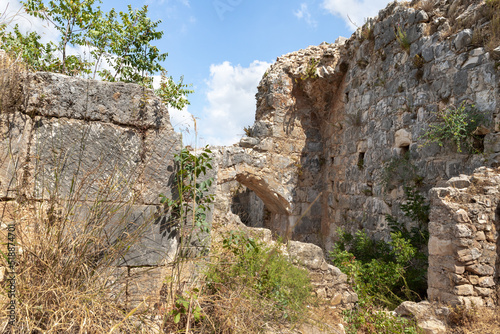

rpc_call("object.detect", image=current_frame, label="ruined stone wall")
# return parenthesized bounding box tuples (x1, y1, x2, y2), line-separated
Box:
(428, 167, 500, 307)
(0, 71, 182, 306)
(219, 0, 499, 253)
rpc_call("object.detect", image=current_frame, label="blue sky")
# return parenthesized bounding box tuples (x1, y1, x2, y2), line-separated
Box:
(1, 0, 395, 146)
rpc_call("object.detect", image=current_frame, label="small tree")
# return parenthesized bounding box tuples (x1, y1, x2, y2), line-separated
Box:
(1, 1, 193, 109)
(92, 5, 167, 87)
(21, 0, 99, 75)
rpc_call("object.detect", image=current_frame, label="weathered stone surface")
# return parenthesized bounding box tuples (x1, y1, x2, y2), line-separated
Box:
(29, 117, 142, 201)
(428, 236, 453, 256)
(0, 112, 32, 198)
(240, 136, 260, 148)
(394, 301, 448, 334)
(394, 129, 412, 147)
(453, 29, 473, 50)
(428, 167, 500, 306)
(24, 72, 172, 130)
(0, 72, 191, 280)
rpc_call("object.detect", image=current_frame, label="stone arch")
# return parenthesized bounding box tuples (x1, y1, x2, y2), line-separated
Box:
(235, 171, 291, 215)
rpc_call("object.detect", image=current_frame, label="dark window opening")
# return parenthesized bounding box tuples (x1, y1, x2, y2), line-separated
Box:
(401, 145, 409, 156)
(357, 152, 365, 169)
(473, 135, 485, 153)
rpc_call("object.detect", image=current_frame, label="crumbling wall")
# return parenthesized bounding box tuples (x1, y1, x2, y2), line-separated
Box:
(428, 167, 500, 307)
(221, 0, 499, 253)
(0, 71, 183, 307)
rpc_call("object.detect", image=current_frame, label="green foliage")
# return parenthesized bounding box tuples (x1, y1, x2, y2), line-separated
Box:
(330, 229, 418, 309)
(160, 146, 214, 255)
(382, 152, 423, 192)
(395, 25, 411, 52)
(205, 231, 313, 321)
(21, 0, 100, 75)
(420, 102, 488, 153)
(1, 1, 192, 109)
(169, 290, 204, 325)
(91, 4, 167, 86)
(386, 186, 429, 298)
(296, 58, 319, 82)
(155, 72, 193, 110)
(343, 301, 422, 334)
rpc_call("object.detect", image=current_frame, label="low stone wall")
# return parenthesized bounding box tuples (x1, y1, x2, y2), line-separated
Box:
(428, 167, 500, 307)
(0, 71, 185, 308)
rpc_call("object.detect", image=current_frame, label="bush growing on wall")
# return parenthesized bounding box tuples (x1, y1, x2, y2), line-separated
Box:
(420, 102, 489, 153)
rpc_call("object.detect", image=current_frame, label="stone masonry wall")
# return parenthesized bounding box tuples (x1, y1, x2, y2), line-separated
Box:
(428, 167, 500, 307)
(215, 0, 500, 306)
(220, 0, 499, 252)
(0, 70, 183, 307)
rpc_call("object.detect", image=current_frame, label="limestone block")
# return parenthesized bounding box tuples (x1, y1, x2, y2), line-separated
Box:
(428, 269, 451, 290)
(484, 133, 500, 153)
(478, 276, 495, 288)
(465, 263, 494, 276)
(138, 128, 181, 204)
(474, 287, 493, 297)
(25, 72, 172, 130)
(287, 240, 324, 270)
(453, 224, 473, 238)
(415, 10, 429, 23)
(428, 236, 453, 256)
(394, 301, 431, 320)
(448, 176, 471, 191)
(452, 274, 469, 285)
(127, 266, 165, 309)
(456, 248, 481, 262)
(428, 288, 460, 305)
(453, 284, 474, 296)
(69, 202, 177, 266)
(468, 275, 479, 285)
(240, 136, 260, 148)
(394, 129, 411, 147)
(420, 319, 447, 334)
(0, 112, 32, 198)
(475, 231, 486, 241)
(29, 117, 141, 202)
(458, 296, 484, 308)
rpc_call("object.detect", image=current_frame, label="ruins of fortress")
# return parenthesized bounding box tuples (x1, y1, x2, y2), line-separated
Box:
(1, 0, 499, 313)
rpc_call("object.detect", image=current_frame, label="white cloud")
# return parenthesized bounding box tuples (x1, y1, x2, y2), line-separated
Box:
(199, 60, 271, 147)
(294, 3, 317, 28)
(0, 0, 59, 44)
(322, 0, 395, 30)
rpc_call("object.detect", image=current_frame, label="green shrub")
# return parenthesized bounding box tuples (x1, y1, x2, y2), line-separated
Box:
(330, 228, 424, 333)
(386, 186, 429, 299)
(420, 102, 488, 153)
(343, 301, 422, 334)
(395, 25, 411, 52)
(203, 231, 313, 329)
(330, 229, 418, 308)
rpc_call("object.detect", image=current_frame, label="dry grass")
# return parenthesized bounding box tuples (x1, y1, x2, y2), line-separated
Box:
(448, 306, 500, 334)
(0, 51, 26, 114)
(413, 0, 435, 13)
(0, 181, 161, 332)
(0, 62, 169, 331)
